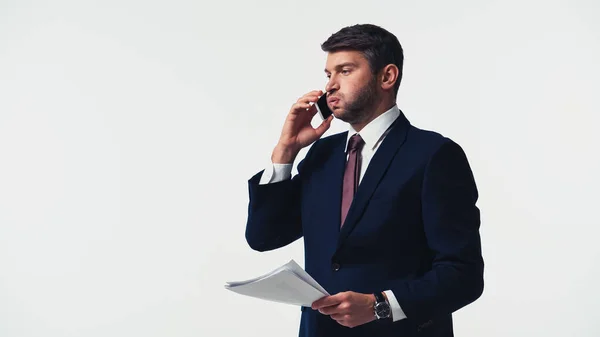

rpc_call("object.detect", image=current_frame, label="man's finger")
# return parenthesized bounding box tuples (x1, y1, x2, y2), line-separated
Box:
(303, 90, 323, 99)
(293, 102, 310, 110)
(318, 304, 342, 315)
(330, 312, 350, 320)
(302, 103, 317, 116)
(315, 115, 333, 136)
(296, 94, 320, 107)
(312, 293, 343, 309)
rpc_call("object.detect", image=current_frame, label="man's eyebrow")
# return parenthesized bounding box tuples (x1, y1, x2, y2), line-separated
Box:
(324, 62, 358, 73)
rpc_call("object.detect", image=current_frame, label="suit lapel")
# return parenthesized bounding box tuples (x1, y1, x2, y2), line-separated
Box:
(336, 112, 410, 249)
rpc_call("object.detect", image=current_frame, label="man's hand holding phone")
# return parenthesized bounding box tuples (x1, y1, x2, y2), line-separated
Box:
(272, 90, 334, 164)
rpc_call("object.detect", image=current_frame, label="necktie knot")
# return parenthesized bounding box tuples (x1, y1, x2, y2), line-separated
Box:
(347, 134, 365, 153)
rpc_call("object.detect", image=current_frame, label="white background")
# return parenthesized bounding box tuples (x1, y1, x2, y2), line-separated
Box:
(1, 0, 599, 336)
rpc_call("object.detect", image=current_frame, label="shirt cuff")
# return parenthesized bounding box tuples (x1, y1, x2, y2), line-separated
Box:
(384, 290, 407, 322)
(258, 162, 293, 185)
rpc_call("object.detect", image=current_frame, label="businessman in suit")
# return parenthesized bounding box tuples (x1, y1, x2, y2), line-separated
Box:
(244, 24, 484, 336)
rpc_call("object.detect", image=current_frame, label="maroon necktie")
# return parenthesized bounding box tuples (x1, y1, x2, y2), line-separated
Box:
(341, 134, 365, 227)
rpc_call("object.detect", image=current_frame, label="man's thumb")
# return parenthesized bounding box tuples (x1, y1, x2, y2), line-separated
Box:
(316, 116, 333, 136)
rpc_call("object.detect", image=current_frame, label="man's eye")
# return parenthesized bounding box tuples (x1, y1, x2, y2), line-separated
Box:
(342, 69, 350, 75)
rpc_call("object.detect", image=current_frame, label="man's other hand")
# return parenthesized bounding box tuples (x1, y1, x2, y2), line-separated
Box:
(311, 291, 376, 328)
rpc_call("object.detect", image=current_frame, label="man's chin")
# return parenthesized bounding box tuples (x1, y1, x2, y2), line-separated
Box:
(333, 111, 356, 124)
(332, 109, 348, 121)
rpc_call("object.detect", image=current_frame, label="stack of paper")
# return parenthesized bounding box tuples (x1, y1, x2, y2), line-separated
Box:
(224, 259, 330, 307)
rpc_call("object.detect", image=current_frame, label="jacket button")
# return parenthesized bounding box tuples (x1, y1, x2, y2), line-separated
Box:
(331, 262, 341, 271)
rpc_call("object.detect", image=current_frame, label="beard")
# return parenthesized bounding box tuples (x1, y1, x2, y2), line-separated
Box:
(334, 75, 379, 125)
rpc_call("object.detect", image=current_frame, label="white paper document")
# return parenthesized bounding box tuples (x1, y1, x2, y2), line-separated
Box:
(224, 259, 330, 307)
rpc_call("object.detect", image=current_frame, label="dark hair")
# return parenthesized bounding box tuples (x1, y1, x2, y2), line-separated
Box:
(321, 24, 404, 97)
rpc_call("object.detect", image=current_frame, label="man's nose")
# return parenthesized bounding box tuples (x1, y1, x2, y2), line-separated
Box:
(325, 78, 339, 94)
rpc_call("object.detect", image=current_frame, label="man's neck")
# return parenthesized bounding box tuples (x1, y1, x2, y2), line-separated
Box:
(350, 98, 397, 132)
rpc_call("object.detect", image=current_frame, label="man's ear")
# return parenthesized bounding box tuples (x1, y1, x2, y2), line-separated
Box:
(380, 64, 399, 91)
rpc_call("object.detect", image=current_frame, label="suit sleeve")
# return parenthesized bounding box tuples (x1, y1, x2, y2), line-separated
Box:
(245, 145, 316, 252)
(388, 139, 484, 322)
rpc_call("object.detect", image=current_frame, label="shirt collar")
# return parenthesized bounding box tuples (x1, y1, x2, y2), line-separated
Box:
(345, 104, 400, 152)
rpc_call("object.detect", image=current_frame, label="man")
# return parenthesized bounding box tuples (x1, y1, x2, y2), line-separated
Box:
(244, 23, 484, 337)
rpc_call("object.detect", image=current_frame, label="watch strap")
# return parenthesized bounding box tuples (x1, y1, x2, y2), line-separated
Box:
(374, 291, 386, 304)
(373, 292, 391, 320)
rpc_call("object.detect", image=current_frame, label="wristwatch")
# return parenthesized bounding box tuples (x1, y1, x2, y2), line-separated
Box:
(373, 292, 391, 320)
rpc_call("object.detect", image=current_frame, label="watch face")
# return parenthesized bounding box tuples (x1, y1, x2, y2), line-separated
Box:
(375, 302, 391, 318)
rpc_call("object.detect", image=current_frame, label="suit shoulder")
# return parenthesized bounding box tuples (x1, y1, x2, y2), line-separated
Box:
(407, 125, 472, 169)
(407, 125, 457, 151)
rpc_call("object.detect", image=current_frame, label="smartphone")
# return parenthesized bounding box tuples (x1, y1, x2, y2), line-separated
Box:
(315, 93, 333, 120)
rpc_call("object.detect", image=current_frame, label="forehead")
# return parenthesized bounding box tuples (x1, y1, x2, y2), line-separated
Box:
(324, 50, 368, 71)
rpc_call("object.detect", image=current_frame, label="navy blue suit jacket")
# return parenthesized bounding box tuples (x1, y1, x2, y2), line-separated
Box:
(245, 111, 484, 337)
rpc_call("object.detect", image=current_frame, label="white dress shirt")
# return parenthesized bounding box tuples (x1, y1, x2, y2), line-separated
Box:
(259, 104, 407, 322)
